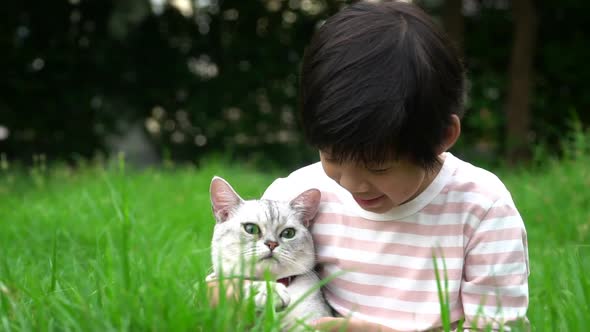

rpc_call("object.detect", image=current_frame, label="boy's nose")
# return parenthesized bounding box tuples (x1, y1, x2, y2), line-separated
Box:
(338, 173, 369, 193)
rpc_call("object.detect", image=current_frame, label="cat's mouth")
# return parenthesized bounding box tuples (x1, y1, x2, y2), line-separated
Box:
(259, 253, 279, 262)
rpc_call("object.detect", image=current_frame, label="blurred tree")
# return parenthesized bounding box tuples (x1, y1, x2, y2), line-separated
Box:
(428, 0, 589, 165)
(0, 0, 151, 163)
(531, 0, 590, 155)
(0, 0, 588, 169)
(505, 0, 537, 164)
(134, 0, 348, 168)
(442, 0, 464, 54)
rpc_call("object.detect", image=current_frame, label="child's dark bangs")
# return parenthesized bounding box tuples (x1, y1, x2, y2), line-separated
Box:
(315, 136, 402, 167)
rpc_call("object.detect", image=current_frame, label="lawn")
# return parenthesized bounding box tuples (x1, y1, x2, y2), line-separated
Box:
(0, 153, 588, 331)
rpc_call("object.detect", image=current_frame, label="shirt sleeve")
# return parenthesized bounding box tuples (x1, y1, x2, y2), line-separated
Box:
(461, 197, 530, 331)
(261, 177, 291, 201)
(262, 170, 319, 202)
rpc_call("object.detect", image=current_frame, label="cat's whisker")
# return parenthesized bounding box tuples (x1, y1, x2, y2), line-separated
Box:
(244, 249, 266, 260)
(277, 252, 317, 276)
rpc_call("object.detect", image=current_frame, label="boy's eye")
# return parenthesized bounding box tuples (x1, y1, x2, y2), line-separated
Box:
(280, 228, 296, 239)
(368, 167, 391, 174)
(243, 223, 260, 235)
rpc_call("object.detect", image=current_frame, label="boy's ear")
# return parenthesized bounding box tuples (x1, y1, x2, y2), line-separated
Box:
(210, 176, 243, 223)
(289, 189, 321, 228)
(438, 114, 461, 154)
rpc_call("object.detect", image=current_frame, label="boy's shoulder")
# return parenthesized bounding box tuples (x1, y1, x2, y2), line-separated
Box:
(262, 162, 339, 201)
(280, 161, 338, 190)
(447, 154, 513, 203)
(287, 162, 327, 181)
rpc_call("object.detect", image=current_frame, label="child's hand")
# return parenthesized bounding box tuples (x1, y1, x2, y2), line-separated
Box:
(206, 278, 245, 307)
(245, 280, 291, 311)
(310, 317, 399, 332)
(206, 277, 291, 311)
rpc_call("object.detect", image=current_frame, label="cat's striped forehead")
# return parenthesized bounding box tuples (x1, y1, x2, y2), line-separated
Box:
(235, 199, 299, 226)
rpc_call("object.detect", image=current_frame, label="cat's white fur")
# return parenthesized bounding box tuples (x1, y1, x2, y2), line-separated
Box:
(208, 176, 331, 329)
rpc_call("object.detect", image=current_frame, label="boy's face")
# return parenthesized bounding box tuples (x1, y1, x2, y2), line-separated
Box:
(319, 151, 435, 213)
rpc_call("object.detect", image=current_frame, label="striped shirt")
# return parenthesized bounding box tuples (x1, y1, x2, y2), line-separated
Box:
(263, 153, 529, 331)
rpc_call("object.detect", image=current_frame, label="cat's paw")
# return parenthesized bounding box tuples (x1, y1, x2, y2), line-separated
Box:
(246, 280, 291, 311)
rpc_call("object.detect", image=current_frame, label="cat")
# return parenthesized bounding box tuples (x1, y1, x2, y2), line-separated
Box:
(207, 176, 332, 330)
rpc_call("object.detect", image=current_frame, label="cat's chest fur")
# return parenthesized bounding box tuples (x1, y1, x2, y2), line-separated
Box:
(283, 273, 332, 323)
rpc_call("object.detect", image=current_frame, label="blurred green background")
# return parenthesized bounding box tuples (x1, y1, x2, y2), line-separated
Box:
(1, 0, 588, 170)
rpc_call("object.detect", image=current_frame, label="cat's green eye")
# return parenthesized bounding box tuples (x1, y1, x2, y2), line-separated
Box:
(280, 228, 296, 239)
(243, 223, 260, 235)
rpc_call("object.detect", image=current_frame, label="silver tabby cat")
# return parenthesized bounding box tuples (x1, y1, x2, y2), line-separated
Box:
(207, 176, 331, 329)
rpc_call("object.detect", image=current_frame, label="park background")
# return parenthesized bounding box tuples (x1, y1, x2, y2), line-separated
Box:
(1, 0, 589, 331)
(2, 0, 589, 169)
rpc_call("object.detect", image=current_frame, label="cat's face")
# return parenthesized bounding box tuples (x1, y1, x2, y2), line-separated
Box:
(209, 177, 321, 280)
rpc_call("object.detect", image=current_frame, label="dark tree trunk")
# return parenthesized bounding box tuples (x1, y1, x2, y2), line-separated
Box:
(442, 0, 464, 55)
(506, 0, 537, 164)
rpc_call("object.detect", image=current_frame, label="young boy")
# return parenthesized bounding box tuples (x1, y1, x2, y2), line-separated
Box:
(260, 1, 529, 331)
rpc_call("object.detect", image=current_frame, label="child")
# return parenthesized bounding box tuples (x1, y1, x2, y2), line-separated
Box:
(261, 1, 529, 331)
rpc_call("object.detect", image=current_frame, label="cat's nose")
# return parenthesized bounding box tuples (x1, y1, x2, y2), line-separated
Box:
(265, 240, 279, 251)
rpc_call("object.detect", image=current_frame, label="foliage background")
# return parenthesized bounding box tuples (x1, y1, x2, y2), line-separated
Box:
(1, 0, 589, 169)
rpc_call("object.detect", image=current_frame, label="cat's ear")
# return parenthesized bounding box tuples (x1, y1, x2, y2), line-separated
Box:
(210, 176, 243, 223)
(290, 188, 321, 228)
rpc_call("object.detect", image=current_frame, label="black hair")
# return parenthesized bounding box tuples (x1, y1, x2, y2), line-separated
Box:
(299, 0, 465, 170)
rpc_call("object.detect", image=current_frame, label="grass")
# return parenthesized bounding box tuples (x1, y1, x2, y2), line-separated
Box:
(501, 155, 590, 331)
(0, 150, 589, 331)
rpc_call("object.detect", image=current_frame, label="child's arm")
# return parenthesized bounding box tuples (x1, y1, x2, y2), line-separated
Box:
(206, 277, 290, 310)
(461, 197, 529, 330)
(311, 317, 401, 332)
(206, 278, 247, 307)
